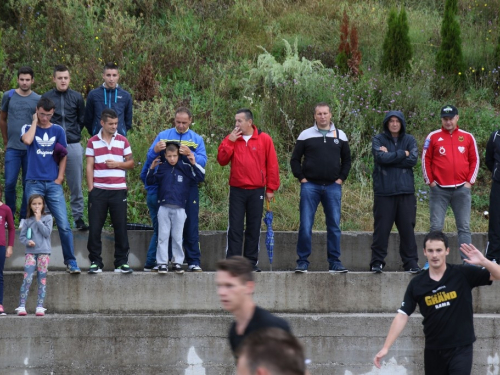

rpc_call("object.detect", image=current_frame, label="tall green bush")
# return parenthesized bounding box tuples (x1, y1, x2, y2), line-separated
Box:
(380, 7, 412, 76)
(435, 0, 464, 75)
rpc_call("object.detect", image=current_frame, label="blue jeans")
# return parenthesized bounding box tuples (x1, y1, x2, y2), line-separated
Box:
(4, 148, 28, 220)
(296, 182, 342, 266)
(145, 192, 158, 267)
(25, 180, 76, 264)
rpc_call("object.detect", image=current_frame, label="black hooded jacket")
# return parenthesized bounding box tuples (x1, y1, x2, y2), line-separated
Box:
(372, 111, 418, 196)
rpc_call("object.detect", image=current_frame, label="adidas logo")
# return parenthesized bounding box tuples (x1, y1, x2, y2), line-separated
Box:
(35, 133, 56, 147)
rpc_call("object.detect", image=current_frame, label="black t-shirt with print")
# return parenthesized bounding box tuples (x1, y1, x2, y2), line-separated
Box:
(398, 264, 492, 349)
(229, 305, 291, 355)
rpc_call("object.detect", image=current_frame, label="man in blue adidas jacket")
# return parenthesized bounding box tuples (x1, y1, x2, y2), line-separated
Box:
(146, 107, 207, 271)
(84, 62, 132, 136)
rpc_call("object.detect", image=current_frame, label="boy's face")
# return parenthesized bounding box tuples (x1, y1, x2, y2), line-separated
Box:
(165, 150, 179, 165)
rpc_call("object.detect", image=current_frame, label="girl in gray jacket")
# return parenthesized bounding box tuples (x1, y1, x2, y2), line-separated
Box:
(15, 194, 52, 316)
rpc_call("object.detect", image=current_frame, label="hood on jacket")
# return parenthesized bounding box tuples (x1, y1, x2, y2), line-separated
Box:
(382, 110, 407, 137)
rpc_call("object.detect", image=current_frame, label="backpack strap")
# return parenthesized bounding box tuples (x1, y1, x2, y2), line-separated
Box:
(3, 89, 16, 112)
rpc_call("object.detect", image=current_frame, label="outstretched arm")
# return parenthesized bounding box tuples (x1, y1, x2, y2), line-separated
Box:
(373, 313, 409, 369)
(461, 243, 500, 280)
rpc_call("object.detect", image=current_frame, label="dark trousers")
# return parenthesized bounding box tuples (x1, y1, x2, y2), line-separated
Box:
(183, 184, 201, 266)
(424, 344, 473, 375)
(87, 188, 129, 268)
(0, 246, 5, 305)
(370, 194, 419, 270)
(226, 187, 265, 266)
(486, 180, 500, 261)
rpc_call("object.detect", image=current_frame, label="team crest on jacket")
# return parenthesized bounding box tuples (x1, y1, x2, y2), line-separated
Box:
(458, 136, 464, 142)
(458, 146, 465, 154)
(334, 139, 339, 144)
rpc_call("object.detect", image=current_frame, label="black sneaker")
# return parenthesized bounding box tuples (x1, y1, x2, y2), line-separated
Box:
(253, 265, 262, 272)
(172, 263, 184, 274)
(158, 264, 168, 274)
(371, 263, 383, 274)
(88, 262, 102, 274)
(329, 263, 348, 273)
(406, 267, 421, 274)
(75, 218, 89, 231)
(295, 263, 308, 273)
(114, 264, 133, 274)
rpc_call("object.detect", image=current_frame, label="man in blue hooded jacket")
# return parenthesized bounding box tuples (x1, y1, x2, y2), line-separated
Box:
(370, 111, 420, 274)
(84, 62, 132, 136)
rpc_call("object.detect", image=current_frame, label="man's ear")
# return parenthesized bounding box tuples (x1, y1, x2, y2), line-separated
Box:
(255, 367, 270, 375)
(245, 280, 255, 295)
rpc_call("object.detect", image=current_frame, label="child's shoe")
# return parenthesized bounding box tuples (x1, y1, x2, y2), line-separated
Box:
(0, 304, 6, 316)
(35, 307, 47, 316)
(15, 307, 27, 316)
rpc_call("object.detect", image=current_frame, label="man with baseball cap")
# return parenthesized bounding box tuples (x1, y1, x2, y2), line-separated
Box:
(422, 105, 479, 264)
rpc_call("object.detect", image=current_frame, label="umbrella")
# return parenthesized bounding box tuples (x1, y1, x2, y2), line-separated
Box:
(263, 199, 275, 271)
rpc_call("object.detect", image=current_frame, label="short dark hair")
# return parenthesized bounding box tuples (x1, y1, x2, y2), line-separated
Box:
(53, 65, 69, 76)
(175, 107, 192, 119)
(423, 231, 449, 249)
(103, 62, 119, 72)
(37, 97, 55, 111)
(18, 66, 34, 79)
(216, 256, 254, 284)
(236, 108, 253, 121)
(165, 143, 180, 154)
(237, 328, 306, 375)
(101, 108, 118, 123)
(314, 102, 331, 114)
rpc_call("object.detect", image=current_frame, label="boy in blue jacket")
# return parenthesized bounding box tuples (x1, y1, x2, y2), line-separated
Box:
(146, 142, 205, 274)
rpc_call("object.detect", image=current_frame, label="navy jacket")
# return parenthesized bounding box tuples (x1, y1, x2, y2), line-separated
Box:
(372, 111, 418, 196)
(486, 130, 500, 182)
(84, 84, 133, 136)
(146, 158, 205, 209)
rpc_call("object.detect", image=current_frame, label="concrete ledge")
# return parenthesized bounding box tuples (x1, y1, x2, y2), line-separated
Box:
(3, 272, 500, 314)
(4, 231, 487, 272)
(1, 314, 499, 374)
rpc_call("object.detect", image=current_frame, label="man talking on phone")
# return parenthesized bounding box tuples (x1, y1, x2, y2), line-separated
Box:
(217, 109, 280, 272)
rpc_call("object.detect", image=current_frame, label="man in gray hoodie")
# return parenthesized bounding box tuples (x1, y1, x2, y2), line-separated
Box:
(370, 111, 420, 274)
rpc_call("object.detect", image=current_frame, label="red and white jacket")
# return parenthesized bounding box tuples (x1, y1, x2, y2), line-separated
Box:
(422, 126, 479, 187)
(217, 125, 280, 193)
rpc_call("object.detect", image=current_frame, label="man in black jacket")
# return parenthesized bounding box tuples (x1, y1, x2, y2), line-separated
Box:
(370, 111, 419, 273)
(290, 103, 351, 273)
(42, 65, 88, 229)
(485, 129, 500, 263)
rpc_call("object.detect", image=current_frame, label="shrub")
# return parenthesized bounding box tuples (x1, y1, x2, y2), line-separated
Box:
(435, 0, 464, 75)
(380, 7, 413, 76)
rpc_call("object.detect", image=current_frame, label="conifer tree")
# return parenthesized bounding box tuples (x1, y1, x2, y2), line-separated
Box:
(435, 0, 464, 75)
(381, 7, 413, 76)
(336, 10, 350, 74)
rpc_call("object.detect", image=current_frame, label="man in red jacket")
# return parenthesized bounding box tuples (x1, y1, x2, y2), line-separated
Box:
(422, 105, 479, 262)
(217, 109, 280, 272)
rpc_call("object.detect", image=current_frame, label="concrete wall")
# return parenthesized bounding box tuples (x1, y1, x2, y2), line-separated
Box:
(3, 272, 500, 314)
(1, 314, 500, 374)
(4, 230, 487, 272)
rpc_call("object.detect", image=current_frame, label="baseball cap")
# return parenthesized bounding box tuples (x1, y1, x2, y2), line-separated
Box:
(440, 105, 458, 118)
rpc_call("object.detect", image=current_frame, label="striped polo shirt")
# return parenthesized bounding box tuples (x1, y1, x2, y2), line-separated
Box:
(86, 130, 132, 190)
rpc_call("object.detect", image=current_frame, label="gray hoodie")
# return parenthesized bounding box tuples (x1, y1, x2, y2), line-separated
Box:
(19, 215, 53, 254)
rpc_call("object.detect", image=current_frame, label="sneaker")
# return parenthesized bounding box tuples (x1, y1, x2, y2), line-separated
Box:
(188, 265, 203, 272)
(15, 307, 27, 316)
(422, 261, 429, 271)
(114, 264, 133, 274)
(19, 219, 26, 229)
(172, 263, 184, 274)
(253, 265, 262, 272)
(66, 260, 81, 274)
(371, 262, 383, 274)
(143, 265, 158, 272)
(0, 304, 5, 316)
(158, 264, 168, 274)
(406, 267, 421, 274)
(329, 263, 348, 273)
(75, 218, 89, 231)
(295, 263, 308, 273)
(35, 307, 47, 316)
(88, 262, 102, 274)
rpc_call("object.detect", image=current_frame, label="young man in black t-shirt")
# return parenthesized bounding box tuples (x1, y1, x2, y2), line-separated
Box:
(374, 231, 500, 375)
(216, 256, 291, 355)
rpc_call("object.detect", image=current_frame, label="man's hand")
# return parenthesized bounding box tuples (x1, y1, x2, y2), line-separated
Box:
(54, 177, 64, 185)
(6, 246, 13, 258)
(105, 160, 119, 169)
(379, 146, 388, 153)
(373, 348, 388, 369)
(335, 179, 343, 185)
(266, 192, 274, 202)
(430, 182, 437, 188)
(228, 128, 242, 142)
(464, 182, 472, 189)
(405, 150, 409, 157)
(300, 178, 308, 183)
(153, 140, 166, 153)
(461, 243, 487, 266)
(179, 145, 192, 157)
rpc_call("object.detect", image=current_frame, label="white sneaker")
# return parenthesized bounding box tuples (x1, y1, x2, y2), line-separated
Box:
(35, 307, 47, 316)
(188, 265, 202, 272)
(18, 219, 26, 229)
(15, 307, 27, 316)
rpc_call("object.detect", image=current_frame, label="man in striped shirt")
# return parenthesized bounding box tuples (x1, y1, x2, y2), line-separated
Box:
(86, 109, 135, 273)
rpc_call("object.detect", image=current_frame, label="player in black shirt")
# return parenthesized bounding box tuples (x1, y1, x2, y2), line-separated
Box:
(216, 256, 291, 355)
(374, 231, 500, 375)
